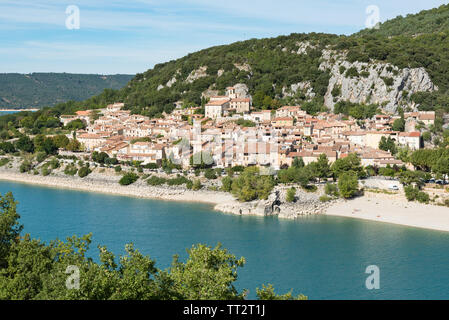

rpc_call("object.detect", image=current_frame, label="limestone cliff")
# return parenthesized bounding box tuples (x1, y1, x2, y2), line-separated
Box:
(319, 49, 438, 113)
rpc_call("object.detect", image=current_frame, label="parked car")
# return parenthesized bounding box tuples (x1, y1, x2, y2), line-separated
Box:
(389, 185, 399, 191)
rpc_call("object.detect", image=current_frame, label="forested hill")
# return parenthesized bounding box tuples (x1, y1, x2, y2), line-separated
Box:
(356, 4, 449, 37)
(0, 73, 133, 109)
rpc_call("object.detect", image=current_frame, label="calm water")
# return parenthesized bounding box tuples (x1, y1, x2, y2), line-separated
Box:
(0, 111, 20, 115)
(1, 180, 449, 300)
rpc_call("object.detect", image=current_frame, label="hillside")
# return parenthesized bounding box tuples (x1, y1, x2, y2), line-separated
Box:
(0, 73, 133, 109)
(356, 4, 449, 37)
(4, 4, 449, 121)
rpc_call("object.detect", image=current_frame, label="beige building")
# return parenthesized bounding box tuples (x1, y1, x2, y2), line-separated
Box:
(229, 98, 251, 114)
(398, 132, 421, 150)
(205, 100, 230, 119)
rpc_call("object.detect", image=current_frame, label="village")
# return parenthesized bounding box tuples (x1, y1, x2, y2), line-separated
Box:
(59, 85, 435, 171)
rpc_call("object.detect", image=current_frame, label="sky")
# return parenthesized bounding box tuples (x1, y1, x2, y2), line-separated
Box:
(0, 0, 447, 75)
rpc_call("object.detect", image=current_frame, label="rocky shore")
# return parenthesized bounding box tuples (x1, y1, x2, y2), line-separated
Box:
(2, 162, 448, 231)
(0, 167, 234, 205)
(0, 163, 337, 220)
(215, 186, 340, 219)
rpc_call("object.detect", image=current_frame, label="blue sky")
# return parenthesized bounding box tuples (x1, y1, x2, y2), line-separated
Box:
(0, 0, 447, 74)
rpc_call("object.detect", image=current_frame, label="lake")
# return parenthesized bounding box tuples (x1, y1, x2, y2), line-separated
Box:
(1, 180, 449, 299)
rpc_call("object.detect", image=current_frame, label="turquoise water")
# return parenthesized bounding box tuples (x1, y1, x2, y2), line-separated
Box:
(1, 180, 449, 300)
(0, 111, 20, 115)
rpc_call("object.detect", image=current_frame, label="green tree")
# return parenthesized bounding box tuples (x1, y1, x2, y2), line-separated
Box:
(338, 172, 359, 199)
(0, 192, 22, 268)
(292, 157, 305, 169)
(221, 176, 233, 192)
(256, 284, 307, 300)
(15, 136, 34, 153)
(379, 136, 397, 155)
(169, 244, 246, 300)
(392, 118, 405, 132)
(53, 135, 70, 149)
(433, 157, 449, 182)
(315, 154, 331, 182)
(331, 153, 363, 178)
(231, 167, 275, 202)
(66, 139, 82, 152)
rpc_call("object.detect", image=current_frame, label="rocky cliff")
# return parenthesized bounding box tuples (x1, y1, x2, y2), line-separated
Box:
(319, 49, 438, 113)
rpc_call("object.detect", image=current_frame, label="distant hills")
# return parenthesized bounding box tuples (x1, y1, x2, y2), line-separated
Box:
(0, 73, 133, 109)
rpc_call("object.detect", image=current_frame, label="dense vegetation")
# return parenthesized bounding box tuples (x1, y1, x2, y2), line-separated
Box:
(0, 192, 306, 300)
(0, 73, 133, 109)
(356, 4, 449, 37)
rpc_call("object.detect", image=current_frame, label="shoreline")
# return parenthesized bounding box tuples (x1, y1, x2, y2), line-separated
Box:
(325, 191, 449, 233)
(0, 108, 39, 112)
(0, 170, 234, 206)
(1, 170, 449, 233)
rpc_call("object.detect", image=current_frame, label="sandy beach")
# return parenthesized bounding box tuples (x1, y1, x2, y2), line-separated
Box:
(326, 191, 449, 232)
(0, 170, 234, 205)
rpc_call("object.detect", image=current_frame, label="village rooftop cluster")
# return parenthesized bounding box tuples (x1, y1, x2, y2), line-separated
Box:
(59, 86, 435, 170)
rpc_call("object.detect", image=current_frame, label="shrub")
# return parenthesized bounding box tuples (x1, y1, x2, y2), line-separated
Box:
(319, 195, 333, 202)
(422, 131, 432, 142)
(143, 163, 159, 170)
(416, 191, 430, 204)
(325, 183, 338, 197)
(64, 164, 78, 176)
(381, 77, 394, 86)
(404, 186, 419, 201)
(19, 160, 32, 173)
(286, 187, 296, 203)
(48, 158, 60, 169)
(345, 67, 359, 78)
(114, 165, 122, 173)
(78, 166, 91, 178)
(303, 185, 317, 193)
(167, 176, 191, 186)
(0, 158, 9, 167)
(204, 168, 217, 180)
(221, 176, 233, 192)
(119, 172, 139, 186)
(147, 176, 166, 186)
(192, 179, 202, 191)
(41, 167, 51, 176)
(35, 152, 48, 163)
